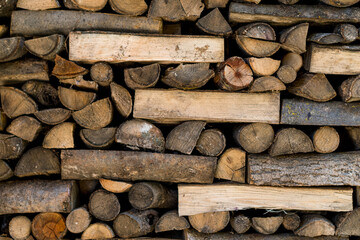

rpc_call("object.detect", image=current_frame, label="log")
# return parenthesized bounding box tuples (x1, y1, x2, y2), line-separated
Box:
(88, 189, 120, 221)
(295, 215, 335, 237)
(155, 210, 190, 233)
(9, 216, 31, 240)
(43, 122, 75, 149)
(178, 184, 353, 216)
(0, 59, 49, 85)
(230, 214, 251, 234)
(0, 110, 8, 131)
(196, 8, 232, 36)
(22, 81, 59, 107)
(248, 151, 360, 186)
(0, 133, 26, 160)
(25, 34, 64, 61)
(64, 0, 107, 11)
(0, 87, 37, 119)
(0, 37, 27, 63)
(215, 148, 246, 182)
(356, 187, 360, 206)
(124, 63, 160, 89)
(188, 212, 230, 233)
(281, 98, 360, 126)
(129, 182, 177, 210)
(283, 213, 301, 231)
(288, 73, 336, 102)
(109, 0, 148, 15)
(233, 123, 274, 153)
(282, 52, 303, 72)
(166, 121, 206, 155)
(320, 0, 360, 7)
(14, 147, 60, 178)
(34, 108, 71, 125)
(163, 23, 182, 34)
(16, 0, 61, 10)
(72, 98, 113, 130)
(0, 0, 16, 17)
(308, 33, 343, 45)
(113, 209, 159, 238)
(236, 35, 280, 57)
(278, 0, 299, 4)
(312, 126, 340, 154)
(236, 23, 276, 41)
(276, 65, 297, 84)
(90, 62, 113, 87)
(79, 180, 98, 196)
(0, 180, 78, 214)
(229, 3, 360, 25)
(161, 63, 214, 90)
(69, 32, 224, 64)
(204, 0, 229, 8)
(334, 24, 358, 43)
(252, 216, 283, 235)
(6, 116, 42, 142)
(81, 223, 115, 239)
(80, 128, 116, 149)
(10, 10, 162, 36)
(61, 150, 217, 183)
(280, 23, 309, 54)
(345, 127, 360, 150)
(99, 179, 133, 193)
(248, 76, 286, 93)
(110, 82, 132, 118)
(31, 213, 67, 240)
(247, 57, 280, 76)
(116, 119, 164, 152)
(66, 206, 92, 234)
(60, 76, 99, 91)
(134, 89, 280, 124)
(339, 75, 360, 102)
(196, 129, 226, 156)
(52, 55, 88, 80)
(0, 25, 7, 37)
(0, 160, 13, 181)
(334, 208, 360, 236)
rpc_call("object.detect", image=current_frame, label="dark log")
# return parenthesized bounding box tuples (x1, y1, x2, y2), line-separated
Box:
(334, 24, 358, 43)
(58, 87, 96, 111)
(0, 160, 13, 181)
(252, 216, 283, 235)
(34, 108, 71, 125)
(196, 129, 226, 156)
(16, 0, 61, 10)
(0, 0, 16, 17)
(66, 206, 92, 234)
(9, 216, 31, 240)
(334, 208, 360, 236)
(283, 213, 301, 231)
(339, 75, 360, 102)
(81, 223, 115, 239)
(6, 116, 42, 142)
(308, 33, 343, 45)
(90, 62, 113, 87)
(196, 8, 232, 36)
(163, 23, 182, 34)
(345, 127, 360, 150)
(43, 122, 75, 149)
(312, 126, 340, 153)
(25, 34, 64, 60)
(99, 179, 133, 193)
(0, 110, 8, 131)
(0, 133, 26, 160)
(109, 0, 148, 16)
(276, 65, 297, 84)
(230, 213, 251, 234)
(215, 148, 246, 182)
(1, 87, 37, 118)
(295, 215, 335, 237)
(248, 76, 286, 93)
(236, 35, 280, 57)
(110, 82, 132, 118)
(0, 25, 7, 37)
(155, 210, 190, 233)
(52, 55, 88, 80)
(88, 189, 120, 221)
(0, 37, 27, 63)
(80, 128, 116, 149)
(204, 0, 229, 8)
(247, 57, 280, 76)
(189, 212, 230, 233)
(22, 81, 59, 107)
(79, 180, 98, 196)
(31, 213, 67, 240)
(124, 63, 160, 89)
(63, 0, 107, 11)
(282, 52, 303, 72)
(236, 23, 276, 41)
(278, 0, 299, 4)
(280, 23, 309, 54)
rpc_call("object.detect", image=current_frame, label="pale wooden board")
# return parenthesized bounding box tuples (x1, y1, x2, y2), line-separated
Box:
(178, 184, 353, 216)
(133, 89, 280, 124)
(69, 32, 224, 64)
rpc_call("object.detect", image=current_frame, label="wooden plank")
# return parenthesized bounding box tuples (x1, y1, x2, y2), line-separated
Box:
(178, 184, 353, 216)
(281, 98, 360, 126)
(248, 152, 360, 186)
(305, 44, 360, 75)
(133, 89, 280, 124)
(229, 3, 360, 26)
(69, 32, 224, 64)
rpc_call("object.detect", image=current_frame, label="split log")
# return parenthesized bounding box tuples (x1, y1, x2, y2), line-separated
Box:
(79, 180, 98, 196)
(0, 25, 7, 37)
(155, 210, 190, 233)
(0, 160, 13, 181)
(90, 62, 113, 87)
(124, 63, 160, 89)
(320, 0, 360, 7)
(134, 89, 280, 124)
(61, 150, 217, 183)
(215, 148, 246, 182)
(80, 128, 116, 149)
(356, 188, 360, 206)
(247, 57, 280, 76)
(61, 76, 99, 91)
(9, 216, 31, 240)
(281, 98, 360, 126)
(165, 121, 206, 155)
(295, 215, 335, 237)
(334, 208, 360, 236)
(229, 3, 360, 25)
(196, 129, 226, 156)
(6, 116, 42, 142)
(230, 214, 251, 234)
(236, 35, 280, 57)
(129, 182, 177, 210)
(14, 147, 60, 178)
(280, 23, 309, 54)
(252, 216, 283, 235)
(58, 87, 96, 111)
(0, 180, 78, 214)
(282, 52, 303, 71)
(31, 213, 67, 240)
(161, 63, 214, 90)
(16, 0, 61, 10)
(178, 184, 353, 216)
(88, 189, 120, 221)
(64, 0, 107, 11)
(283, 213, 301, 231)
(339, 75, 360, 102)
(233, 123, 274, 153)
(0, 0, 16, 17)
(196, 8, 232, 36)
(0, 133, 26, 160)
(308, 33, 343, 45)
(189, 212, 230, 233)
(113, 209, 159, 238)
(25, 34, 64, 60)
(0, 37, 27, 63)
(276, 65, 297, 84)
(81, 223, 115, 239)
(22, 81, 59, 107)
(334, 24, 358, 43)
(11, 10, 162, 36)
(0, 59, 49, 85)
(0, 110, 8, 131)
(288, 73, 336, 102)
(312, 126, 340, 154)
(248, 76, 286, 92)
(115, 119, 165, 152)
(34, 108, 71, 125)
(248, 151, 360, 186)
(69, 32, 224, 64)
(278, 0, 299, 3)
(204, 0, 229, 8)
(110, 82, 132, 118)
(99, 179, 133, 193)
(345, 127, 360, 150)
(109, 0, 148, 16)
(66, 206, 92, 234)
(1, 87, 38, 118)
(236, 23, 276, 41)
(43, 122, 75, 149)
(72, 98, 113, 130)
(52, 55, 88, 80)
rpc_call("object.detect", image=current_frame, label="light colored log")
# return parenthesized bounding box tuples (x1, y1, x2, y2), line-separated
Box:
(16, 0, 60, 10)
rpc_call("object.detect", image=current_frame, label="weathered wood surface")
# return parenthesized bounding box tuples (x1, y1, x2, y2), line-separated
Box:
(69, 32, 224, 64)
(189, 211, 230, 233)
(32, 212, 67, 240)
(134, 89, 280, 124)
(252, 216, 283, 235)
(295, 215, 335, 237)
(1, 87, 38, 119)
(22, 81, 59, 107)
(81, 222, 115, 239)
(0, 37, 27, 63)
(178, 184, 353, 216)
(0, 133, 27, 160)
(215, 148, 246, 182)
(248, 152, 360, 186)
(34, 108, 71, 125)
(25, 34, 64, 61)
(109, 0, 148, 16)
(281, 98, 360, 126)
(321, 0, 360, 7)
(64, 0, 107, 11)
(16, 0, 61, 10)
(9, 216, 31, 240)
(66, 206, 92, 234)
(61, 150, 217, 183)
(334, 207, 360, 236)
(155, 210, 190, 233)
(88, 189, 120, 221)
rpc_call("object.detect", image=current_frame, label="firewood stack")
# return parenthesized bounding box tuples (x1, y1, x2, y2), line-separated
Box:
(1, 0, 360, 239)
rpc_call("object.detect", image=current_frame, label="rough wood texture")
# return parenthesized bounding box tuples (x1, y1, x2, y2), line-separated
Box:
(278, 0, 299, 4)
(16, 0, 60, 10)
(32, 213, 67, 240)
(215, 148, 246, 182)
(236, 35, 280, 57)
(80, 128, 116, 149)
(205, 0, 229, 8)
(189, 212, 230, 233)
(61, 76, 99, 91)
(230, 213, 251, 234)
(280, 23, 309, 54)
(90, 62, 113, 87)
(345, 127, 360, 150)
(52, 55, 88, 80)
(276, 65, 297, 84)
(281, 98, 360, 126)
(334, 208, 360, 236)
(248, 76, 286, 93)
(295, 215, 335, 237)
(196, 8, 232, 36)
(282, 52, 303, 72)
(0, 160, 13, 181)
(1, 87, 37, 119)
(6, 116, 42, 142)
(79, 180, 98, 196)
(34, 108, 71, 125)
(248, 151, 360, 186)
(334, 24, 358, 43)
(109, 0, 147, 15)
(312, 126, 340, 154)
(0, 25, 7, 37)
(11, 10, 162, 36)
(283, 213, 301, 231)
(88, 189, 120, 221)
(0, 110, 8, 131)
(134, 89, 280, 124)
(340, 75, 360, 102)
(99, 179, 133, 193)
(43, 122, 75, 149)
(81, 223, 115, 239)
(247, 57, 280, 76)
(58, 87, 96, 111)
(320, 0, 359, 7)
(308, 33, 344, 45)
(25, 34, 64, 60)
(9, 216, 31, 240)
(196, 129, 226, 156)
(236, 23, 276, 41)
(64, 0, 107, 11)
(22, 81, 59, 107)
(0, 37, 27, 63)
(155, 210, 190, 233)
(61, 150, 217, 183)
(0, 133, 26, 160)
(179, 184, 352, 216)
(110, 82, 132, 118)
(0, 180, 78, 214)
(252, 216, 283, 235)
(0, 0, 17, 17)
(66, 206, 92, 234)
(124, 63, 160, 89)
